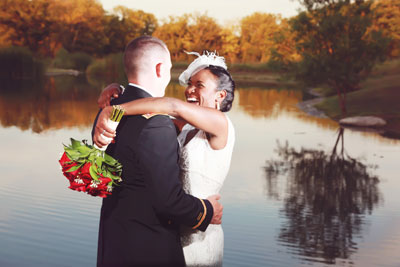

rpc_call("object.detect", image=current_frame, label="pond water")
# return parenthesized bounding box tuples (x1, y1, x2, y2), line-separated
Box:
(0, 75, 399, 267)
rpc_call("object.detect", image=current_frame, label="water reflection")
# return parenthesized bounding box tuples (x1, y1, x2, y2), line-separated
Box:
(238, 88, 301, 118)
(265, 128, 382, 264)
(0, 77, 187, 133)
(0, 75, 395, 146)
(1, 74, 400, 266)
(1, 78, 308, 132)
(237, 87, 338, 131)
(0, 76, 101, 133)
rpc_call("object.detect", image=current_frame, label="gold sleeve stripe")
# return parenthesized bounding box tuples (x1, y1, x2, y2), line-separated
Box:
(192, 199, 207, 229)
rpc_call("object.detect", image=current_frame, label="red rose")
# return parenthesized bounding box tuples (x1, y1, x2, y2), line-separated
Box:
(87, 177, 112, 198)
(80, 162, 91, 175)
(80, 163, 93, 185)
(62, 165, 80, 182)
(100, 177, 112, 185)
(59, 152, 71, 167)
(68, 177, 87, 192)
(59, 152, 81, 182)
(59, 152, 78, 171)
(59, 139, 122, 198)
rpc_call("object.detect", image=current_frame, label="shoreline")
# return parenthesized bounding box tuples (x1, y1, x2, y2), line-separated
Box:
(45, 67, 400, 139)
(171, 68, 296, 88)
(45, 68, 81, 76)
(47, 67, 295, 87)
(297, 91, 400, 140)
(296, 97, 328, 119)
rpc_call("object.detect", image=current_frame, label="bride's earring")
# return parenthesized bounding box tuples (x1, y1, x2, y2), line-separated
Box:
(215, 100, 220, 110)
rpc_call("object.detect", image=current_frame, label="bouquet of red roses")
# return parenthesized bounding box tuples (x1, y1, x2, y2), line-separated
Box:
(59, 105, 124, 198)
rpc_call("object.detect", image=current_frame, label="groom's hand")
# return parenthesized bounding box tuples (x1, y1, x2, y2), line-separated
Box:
(94, 106, 116, 147)
(207, 194, 223, 225)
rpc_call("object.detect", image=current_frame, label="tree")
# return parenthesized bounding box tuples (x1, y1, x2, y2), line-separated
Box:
(290, 0, 390, 114)
(102, 14, 128, 54)
(0, 0, 59, 57)
(154, 14, 227, 62)
(153, 15, 192, 61)
(186, 14, 225, 56)
(370, 0, 400, 58)
(102, 7, 158, 54)
(111, 6, 157, 44)
(268, 18, 302, 71)
(239, 13, 283, 63)
(52, 0, 108, 56)
(219, 26, 240, 63)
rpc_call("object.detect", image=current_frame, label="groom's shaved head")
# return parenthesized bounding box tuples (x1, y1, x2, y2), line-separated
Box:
(124, 36, 169, 79)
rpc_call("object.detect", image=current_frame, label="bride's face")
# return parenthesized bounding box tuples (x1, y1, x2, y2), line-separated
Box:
(185, 69, 219, 108)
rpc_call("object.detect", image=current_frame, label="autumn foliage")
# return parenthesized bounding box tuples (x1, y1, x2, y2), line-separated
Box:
(0, 0, 331, 63)
(0, 0, 398, 63)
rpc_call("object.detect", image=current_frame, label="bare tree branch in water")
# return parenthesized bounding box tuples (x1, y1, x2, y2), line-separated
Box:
(264, 128, 382, 264)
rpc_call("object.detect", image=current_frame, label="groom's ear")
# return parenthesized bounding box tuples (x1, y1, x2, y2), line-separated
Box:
(155, 62, 162, 78)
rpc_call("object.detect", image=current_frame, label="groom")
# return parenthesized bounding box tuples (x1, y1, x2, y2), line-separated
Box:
(93, 36, 223, 267)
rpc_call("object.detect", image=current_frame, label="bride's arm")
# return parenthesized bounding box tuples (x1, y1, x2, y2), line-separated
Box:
(94, 97, 228, 147)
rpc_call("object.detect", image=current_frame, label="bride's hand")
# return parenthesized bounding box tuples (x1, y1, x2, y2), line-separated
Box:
(94, 106, 116, 147)
(98, 83, 121, 109)
(207, 194, 223, 225)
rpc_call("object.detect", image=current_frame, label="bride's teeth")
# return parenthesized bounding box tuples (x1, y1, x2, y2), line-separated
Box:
(187, 98, 198, 102)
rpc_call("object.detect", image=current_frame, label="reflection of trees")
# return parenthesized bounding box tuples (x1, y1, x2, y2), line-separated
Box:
(0, 76, 100, 133)
(265, 128, 382, 264)
(0, 78, 186, 133)
(237, 87, 338, 130)
(238, 88, 301, 118)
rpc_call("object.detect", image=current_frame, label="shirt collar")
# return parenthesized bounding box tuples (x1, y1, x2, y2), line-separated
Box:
(128, 83, 154, 97)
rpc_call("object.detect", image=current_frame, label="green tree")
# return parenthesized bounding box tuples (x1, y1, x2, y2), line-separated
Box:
(290, 0, 390, 113)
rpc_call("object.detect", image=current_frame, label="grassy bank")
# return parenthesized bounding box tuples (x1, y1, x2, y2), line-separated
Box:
(314, 58, 400, 135)
(45, 54, 293, 88)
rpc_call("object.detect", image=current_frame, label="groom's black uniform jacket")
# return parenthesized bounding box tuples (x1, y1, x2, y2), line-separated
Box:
(94, 85, 213, 267)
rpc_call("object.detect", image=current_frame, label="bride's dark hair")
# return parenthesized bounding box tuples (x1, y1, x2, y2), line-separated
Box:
(206, 65, 235, 112)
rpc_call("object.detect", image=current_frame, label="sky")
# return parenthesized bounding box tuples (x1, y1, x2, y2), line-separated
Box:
(99, 0, 303, 24)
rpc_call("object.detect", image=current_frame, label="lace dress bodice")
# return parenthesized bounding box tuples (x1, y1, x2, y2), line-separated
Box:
(177, 115, 235, 267)
(177, 115, 235, 198)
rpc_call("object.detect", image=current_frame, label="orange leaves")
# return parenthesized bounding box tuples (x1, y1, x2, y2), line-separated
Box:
(239, 13, 282, 63)
(154, 14, 236, 62)
(0, 1, 296, 63)
(371, 0, 400, 57)
(112, 6, 158, 40)
(238, 13, 301, 64)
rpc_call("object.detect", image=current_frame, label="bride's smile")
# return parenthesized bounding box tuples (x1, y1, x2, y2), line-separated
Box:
(185, 69, 220, 108)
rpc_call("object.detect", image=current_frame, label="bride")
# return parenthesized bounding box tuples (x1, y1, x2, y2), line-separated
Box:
(94, 52, 235, 267)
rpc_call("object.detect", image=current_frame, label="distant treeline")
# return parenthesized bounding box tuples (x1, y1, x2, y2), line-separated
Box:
(0, 0, 398, 64)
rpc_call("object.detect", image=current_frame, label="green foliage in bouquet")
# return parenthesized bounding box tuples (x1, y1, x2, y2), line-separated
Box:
(63, 138, 122, 186)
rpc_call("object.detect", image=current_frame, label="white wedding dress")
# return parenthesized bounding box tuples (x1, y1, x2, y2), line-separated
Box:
(177, 115, 235, 267)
